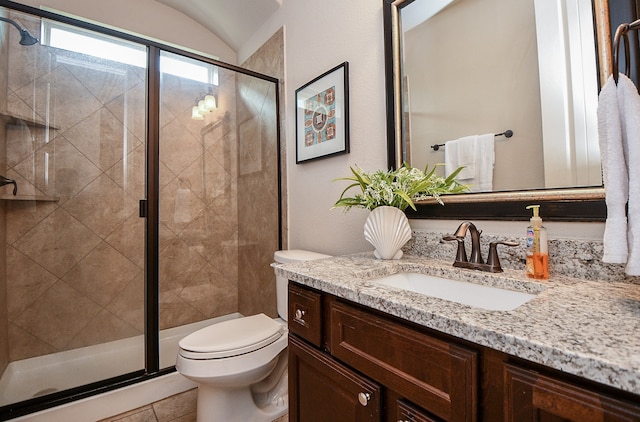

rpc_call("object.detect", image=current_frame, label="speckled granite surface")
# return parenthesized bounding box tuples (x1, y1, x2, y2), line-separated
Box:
(407, 231, 637, 282)
(274, 253, 640, 395)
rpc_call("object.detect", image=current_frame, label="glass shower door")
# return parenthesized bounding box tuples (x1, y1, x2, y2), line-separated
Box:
(157, 51, 241, 368)
(157, 50, 281, 368)
(0, 7, 147, 406)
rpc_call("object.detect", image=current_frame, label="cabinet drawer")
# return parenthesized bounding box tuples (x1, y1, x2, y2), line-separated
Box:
(504, 363, 640, 421)
(330, 300, 477, 422)
(288, 283, 322, 347)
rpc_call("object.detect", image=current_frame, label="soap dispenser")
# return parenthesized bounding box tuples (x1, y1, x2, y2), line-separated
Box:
(525, 205, 548, 279)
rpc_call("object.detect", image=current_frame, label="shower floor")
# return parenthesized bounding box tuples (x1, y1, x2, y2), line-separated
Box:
(0, 313, 240, 406)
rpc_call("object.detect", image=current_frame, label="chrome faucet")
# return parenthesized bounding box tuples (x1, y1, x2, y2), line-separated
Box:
(443, 221, 517, 273)
(0, 175, 17, 196)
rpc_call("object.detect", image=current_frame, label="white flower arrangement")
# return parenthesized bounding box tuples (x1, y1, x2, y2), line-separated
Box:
(333, 163, 467, 212)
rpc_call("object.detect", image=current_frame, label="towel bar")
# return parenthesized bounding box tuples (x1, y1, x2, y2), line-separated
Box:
(430, 130, 513, 151)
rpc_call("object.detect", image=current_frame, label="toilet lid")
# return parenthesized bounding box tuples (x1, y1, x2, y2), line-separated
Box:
(179, 314, 284, 358)
(274, 249, 331, 264)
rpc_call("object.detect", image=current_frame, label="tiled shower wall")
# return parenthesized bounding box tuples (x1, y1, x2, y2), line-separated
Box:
(237, 28, 284, 317)
(1, 12, 279, 363)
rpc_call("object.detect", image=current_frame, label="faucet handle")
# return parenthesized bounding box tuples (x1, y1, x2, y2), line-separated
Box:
(0, 175, 17, 196)
(486, 241, 518, 273)
(443, 235, 468, 263)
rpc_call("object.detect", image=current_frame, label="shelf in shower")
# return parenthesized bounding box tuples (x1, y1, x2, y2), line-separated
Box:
(0, 112, 59, 130)
(0, 194, 59, 202)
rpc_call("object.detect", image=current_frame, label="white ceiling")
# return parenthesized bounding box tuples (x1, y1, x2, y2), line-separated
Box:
(155, 0, 281, 51)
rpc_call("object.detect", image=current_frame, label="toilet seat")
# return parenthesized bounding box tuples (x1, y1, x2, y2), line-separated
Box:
(179, 313, 284, 360)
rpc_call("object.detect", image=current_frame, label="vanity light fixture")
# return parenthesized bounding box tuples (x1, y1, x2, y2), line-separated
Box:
(191, 102, 204, 120)
(198, 99, 210, 115)
(204, 93, 216, 110)
(191, 89, 217, 120)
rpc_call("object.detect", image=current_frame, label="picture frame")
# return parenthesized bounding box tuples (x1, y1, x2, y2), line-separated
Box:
(295, 62, 350, 163)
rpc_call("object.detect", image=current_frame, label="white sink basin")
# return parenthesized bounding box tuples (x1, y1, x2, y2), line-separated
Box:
(371, 272, 537, 311)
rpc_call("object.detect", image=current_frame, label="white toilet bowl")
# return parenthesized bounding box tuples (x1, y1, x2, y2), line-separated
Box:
(176, 249, 330, 422)
(177, 314, 288, 421)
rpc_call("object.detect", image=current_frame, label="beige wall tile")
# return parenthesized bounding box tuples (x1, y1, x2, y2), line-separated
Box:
(65, 308, 140, 350)
(8, 322, 56, 361)
(6, 245, 57, 320)
(12, 207, 102, 278)
(237, 29, 283, 318)
(13, 280, 102, 350)
(105, 84, 147, 142)
(62, 241, 140, 307)
(106, 271, 145, 333)
(62, 174, 138, 239)
(64, 107, 142, 172)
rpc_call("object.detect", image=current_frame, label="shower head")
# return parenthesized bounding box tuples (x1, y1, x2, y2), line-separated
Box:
(0, 16, 38, 45)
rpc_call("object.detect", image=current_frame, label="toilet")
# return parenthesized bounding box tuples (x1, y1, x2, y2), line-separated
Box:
(176, 249, 331, 422)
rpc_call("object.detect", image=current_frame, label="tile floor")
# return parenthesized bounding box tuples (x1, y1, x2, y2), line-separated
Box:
(99, 388, 288, 422)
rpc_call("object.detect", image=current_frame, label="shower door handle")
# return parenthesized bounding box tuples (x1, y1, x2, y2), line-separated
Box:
(139, 199, 148, 218)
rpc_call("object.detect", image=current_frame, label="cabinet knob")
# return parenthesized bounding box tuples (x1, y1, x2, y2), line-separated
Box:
(358, 392, 370, 406)
(295, 309, 306, 320)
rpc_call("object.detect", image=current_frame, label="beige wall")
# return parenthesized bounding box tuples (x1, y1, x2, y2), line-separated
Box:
(404, 0, 545, 191)
(240, 0, 389, 257)
(13, 0, 236, 64)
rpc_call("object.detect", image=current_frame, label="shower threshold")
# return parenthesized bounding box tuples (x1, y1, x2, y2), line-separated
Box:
(0, 313, 240, 407)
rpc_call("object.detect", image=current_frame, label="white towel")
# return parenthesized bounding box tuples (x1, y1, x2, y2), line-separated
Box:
(474, 133, 495, 192)
(598, 75, 629, 264)
(617, 74, 640, 275)
(445, 134, 494, 192)
(445, 136, 476, 179)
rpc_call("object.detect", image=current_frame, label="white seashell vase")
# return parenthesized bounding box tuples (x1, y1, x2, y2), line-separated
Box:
(363, 206, 412, 260)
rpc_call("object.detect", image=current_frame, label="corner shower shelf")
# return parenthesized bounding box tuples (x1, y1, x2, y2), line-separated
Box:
(0, 194, 59, 202)
(0, 112, 58, 130)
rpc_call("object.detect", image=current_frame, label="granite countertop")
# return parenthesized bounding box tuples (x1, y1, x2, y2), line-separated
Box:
(273, 253, 640, 395)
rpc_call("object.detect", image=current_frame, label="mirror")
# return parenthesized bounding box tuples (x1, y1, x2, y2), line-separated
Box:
(384, 0, 610, 220)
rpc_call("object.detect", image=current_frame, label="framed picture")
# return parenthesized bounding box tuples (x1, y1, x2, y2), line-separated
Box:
(295, 62, 350, 163)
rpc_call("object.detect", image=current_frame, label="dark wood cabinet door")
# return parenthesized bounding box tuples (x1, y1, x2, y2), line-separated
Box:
(289, 335, 382, 422)
(504, 363, 640, 421)
(330, 300, 477, 421)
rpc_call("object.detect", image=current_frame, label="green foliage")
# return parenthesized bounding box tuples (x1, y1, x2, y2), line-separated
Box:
(333, 163, 468, 212)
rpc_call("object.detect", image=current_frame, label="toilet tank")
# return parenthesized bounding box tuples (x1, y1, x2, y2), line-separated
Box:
(273, 250, 331, 321)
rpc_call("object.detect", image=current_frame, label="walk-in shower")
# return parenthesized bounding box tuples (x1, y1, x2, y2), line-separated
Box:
(0, 3, 280, 419)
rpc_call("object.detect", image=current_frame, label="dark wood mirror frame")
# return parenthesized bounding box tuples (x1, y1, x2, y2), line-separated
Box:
(383, 0, 612, 221)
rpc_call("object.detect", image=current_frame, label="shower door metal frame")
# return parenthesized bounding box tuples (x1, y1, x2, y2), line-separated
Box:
(0, 1, 282, 418)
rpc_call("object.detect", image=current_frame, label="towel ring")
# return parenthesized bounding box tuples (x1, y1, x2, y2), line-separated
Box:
(613, 23, 631, 84)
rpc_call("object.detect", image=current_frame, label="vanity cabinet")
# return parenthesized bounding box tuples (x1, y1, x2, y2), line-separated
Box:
(288, 282, 640, 422)
(288, 282, 477, 421)
(504, 364, 640, 421)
